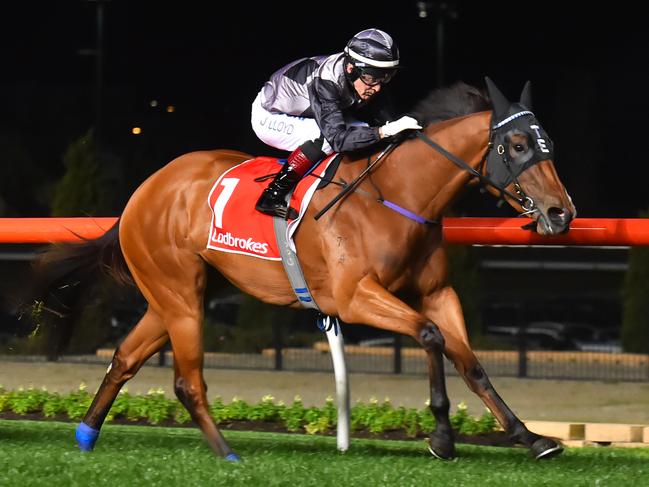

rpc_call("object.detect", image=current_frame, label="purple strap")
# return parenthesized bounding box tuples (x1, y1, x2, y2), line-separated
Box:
(380, 200, 436, 225)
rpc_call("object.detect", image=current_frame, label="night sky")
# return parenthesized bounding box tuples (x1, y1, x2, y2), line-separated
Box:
(2, 1, 648, 218)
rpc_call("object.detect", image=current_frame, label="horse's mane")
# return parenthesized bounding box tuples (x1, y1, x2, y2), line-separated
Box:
(408, 81, 491, 127)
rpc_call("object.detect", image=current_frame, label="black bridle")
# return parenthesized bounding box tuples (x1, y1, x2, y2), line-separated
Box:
(313, 109, 552, 224)
(415, 108, 555, 216)
(414, 130, 533, 212)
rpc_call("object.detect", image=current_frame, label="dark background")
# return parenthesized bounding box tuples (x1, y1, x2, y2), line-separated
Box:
(1, 1, 647, 358)
(1, 1, 648, 218)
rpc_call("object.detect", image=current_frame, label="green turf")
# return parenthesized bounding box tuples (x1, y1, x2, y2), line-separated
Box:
(1, 419, 648, 486)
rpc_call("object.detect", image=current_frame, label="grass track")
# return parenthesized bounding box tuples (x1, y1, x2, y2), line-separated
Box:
(1, 419, 648, 486)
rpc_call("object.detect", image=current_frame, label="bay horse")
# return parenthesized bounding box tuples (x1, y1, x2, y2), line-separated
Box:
(31, 78, 575, 461)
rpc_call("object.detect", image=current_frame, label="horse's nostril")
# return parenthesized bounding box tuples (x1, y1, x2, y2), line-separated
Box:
(547, 207, 573, 226)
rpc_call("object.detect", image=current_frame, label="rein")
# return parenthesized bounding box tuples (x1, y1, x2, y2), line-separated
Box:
(313, 141, 399, 221)
(313, 112, 541, 226)
(414, 130, 532, 210)
(312, 140, 438, 225)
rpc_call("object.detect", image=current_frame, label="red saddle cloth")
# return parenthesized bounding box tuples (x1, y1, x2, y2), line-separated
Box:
(207, 155, 334, 260)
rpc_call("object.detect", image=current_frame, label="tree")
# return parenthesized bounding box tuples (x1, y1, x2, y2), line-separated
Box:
(621, 209, 649, 353)
(447, 244, 482, 336)
(39, 130, 117, 358)
(0, 131, 44, 216)
(50, 130, 112, 216)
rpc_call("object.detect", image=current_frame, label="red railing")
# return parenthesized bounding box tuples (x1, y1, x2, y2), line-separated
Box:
(0, 217, 648, 246)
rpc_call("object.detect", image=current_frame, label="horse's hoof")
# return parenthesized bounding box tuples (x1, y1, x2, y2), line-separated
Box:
(532, 437, 563, 460)
(75, 422, 99, 452)
(225, 452, 242, 462)
(425, 434, 456, 460)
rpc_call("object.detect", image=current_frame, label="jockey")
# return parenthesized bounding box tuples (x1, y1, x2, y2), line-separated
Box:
(251, 28, 422, 219)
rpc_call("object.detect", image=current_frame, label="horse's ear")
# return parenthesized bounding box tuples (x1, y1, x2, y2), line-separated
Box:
(519, 81, 533, 110)
(484, 77, 510, 119)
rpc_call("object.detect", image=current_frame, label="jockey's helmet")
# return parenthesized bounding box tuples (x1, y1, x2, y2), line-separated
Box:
(344, 28, 400, 86)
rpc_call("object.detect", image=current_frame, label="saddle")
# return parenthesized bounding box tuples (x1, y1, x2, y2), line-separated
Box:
(206, 154, 340, 260)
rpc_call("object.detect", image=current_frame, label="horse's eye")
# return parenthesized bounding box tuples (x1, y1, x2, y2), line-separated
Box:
(513, 144, 526, 153)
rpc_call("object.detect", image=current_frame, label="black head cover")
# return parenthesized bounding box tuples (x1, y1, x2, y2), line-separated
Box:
(519, 80, 533, 110)
(485, 77, 535, 120)
(484, 77, 510, 121)
(484, 77, 554, 187)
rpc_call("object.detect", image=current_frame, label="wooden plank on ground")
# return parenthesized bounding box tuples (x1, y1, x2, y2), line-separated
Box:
(584, 423, 645, 442)
(562, 440, 586, 448)
(524, 420, 585, 440)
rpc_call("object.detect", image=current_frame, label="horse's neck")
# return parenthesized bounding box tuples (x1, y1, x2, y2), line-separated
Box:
(381, 111, 491, 221)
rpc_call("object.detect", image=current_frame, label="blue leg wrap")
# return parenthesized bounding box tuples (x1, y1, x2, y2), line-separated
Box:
(225, 452, 242, 462)
(76, 422, 100, 452)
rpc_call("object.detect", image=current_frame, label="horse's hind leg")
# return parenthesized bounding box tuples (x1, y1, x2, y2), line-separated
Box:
(125, 247, 238, 460)
(76, 309, 168, 451)
(167, 318, 238, 460)
(423, 287, 563, 459)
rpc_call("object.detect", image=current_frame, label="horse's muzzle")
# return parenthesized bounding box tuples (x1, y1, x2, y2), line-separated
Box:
(540, 206, 574, 235)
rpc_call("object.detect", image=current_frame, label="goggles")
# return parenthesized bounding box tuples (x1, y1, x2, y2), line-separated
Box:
(357, 67, 395, 86)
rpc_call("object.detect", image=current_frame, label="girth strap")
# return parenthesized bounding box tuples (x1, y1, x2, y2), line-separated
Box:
(272, 214, 319, 309)
(272, 210, 350, 452)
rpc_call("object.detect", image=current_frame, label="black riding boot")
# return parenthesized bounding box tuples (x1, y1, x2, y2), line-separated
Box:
(255, 139, 325, 219)
(255, 162, 302, 219)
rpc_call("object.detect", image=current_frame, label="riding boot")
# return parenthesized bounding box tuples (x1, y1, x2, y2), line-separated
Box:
(255, 162, 302, 219)
(255, 139, 325, 219)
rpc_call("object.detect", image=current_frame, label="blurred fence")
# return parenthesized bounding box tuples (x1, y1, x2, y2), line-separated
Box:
(2, 216, 649, 245)
(5, 340, 647, 382)
(2, 217, 649, 381)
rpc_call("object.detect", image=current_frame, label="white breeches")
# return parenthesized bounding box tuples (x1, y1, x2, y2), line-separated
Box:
(251, 91, 371, 155)
(251, 91, 334, 154)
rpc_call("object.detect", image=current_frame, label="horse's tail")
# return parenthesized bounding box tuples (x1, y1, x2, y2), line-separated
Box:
(34, 221, 132, 290)
(25, 220, 133, 358)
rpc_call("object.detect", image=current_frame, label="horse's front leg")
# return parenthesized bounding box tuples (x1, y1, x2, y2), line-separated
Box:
(335, 275, 455, 459)
(421, 325, 455, 459)
(422, 286, 563, 459)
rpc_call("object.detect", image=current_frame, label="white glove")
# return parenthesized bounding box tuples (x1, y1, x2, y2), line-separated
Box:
(380, 116, 422, 138)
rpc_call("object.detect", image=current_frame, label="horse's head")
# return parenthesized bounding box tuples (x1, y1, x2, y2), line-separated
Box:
(484, 77, 576, 235)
